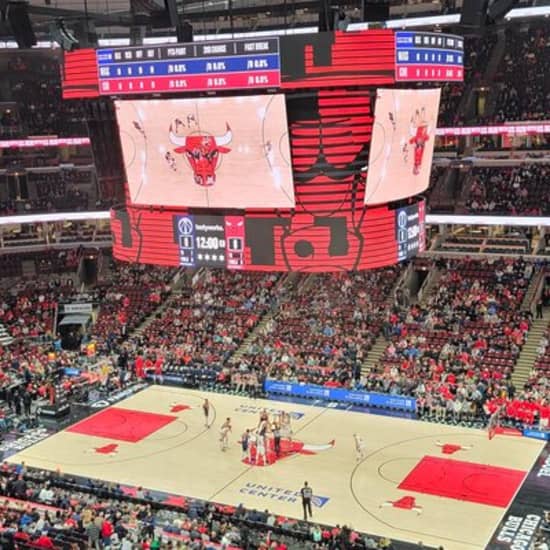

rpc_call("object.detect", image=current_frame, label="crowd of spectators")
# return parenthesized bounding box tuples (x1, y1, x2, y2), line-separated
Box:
(363, 257, 541, 425)
(140, 271, 282, 376)
(0, 462, 398, 550)
(0, 170, 94, 216)
(492, 23, 550, 123)
(0, 276, 75, 341)
(466, 164, 550, 216)
(4, 54, 87, 138)
(236, 268, 401, 390)
(437, 33, 497, 127)
(2, 254, 550, 427)
(91, 263, 175, 343)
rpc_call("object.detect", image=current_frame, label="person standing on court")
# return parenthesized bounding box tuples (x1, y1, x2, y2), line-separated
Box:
(220, 417, 232, 451)
(272, 422, 281, 457)
(241, 428, 250, 460)
(203, 399, 210, 428)
(301, 481, 313, 520)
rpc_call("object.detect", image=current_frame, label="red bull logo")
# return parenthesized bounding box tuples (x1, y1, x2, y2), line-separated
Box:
(93, 443, 119, 455)
(435, 441, 473, 455)
(380, 495, 422, 514)
(169, 122, 232, 187)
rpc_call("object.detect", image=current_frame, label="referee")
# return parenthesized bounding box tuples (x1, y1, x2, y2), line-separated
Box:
(300, 481, 313, 520)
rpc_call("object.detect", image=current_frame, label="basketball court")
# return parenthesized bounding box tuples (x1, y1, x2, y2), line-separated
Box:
(7, 386, 546, 550)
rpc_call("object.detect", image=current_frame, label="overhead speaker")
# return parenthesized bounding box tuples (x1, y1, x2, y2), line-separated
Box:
(362, 0, 389, 22)
(487, 0, 519, 21)
(6, 1, 36, 49)
(164, 0, 178, 27)
(72, 18, 97, 49)
(318, 0, 333, 32)
(50, 19, 79, 51)
(460, 0, 490, 26)
(176, 19, 193, 43)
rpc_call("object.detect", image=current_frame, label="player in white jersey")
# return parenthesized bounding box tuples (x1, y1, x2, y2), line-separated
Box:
(281, 411, 293, 442)
(256, 431, 268, 465)
(220, 417, 232, 451)
(247, 430, 257, 463)
(354, 433, 366, 461)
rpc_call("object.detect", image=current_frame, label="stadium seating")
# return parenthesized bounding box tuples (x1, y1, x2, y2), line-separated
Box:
(91, 262, 175, 341)
(144, 271, 282, 385)
(437, 34, 497, 127)
(367, 257, 533, 423)
(492, 23, 550, 123)
(466, 165, 550, 216)
(238, 267, 401, 388)
(0, 462, 385, 549)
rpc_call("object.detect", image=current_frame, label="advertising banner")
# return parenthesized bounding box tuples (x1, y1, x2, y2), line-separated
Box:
(264, 380, 416, 412)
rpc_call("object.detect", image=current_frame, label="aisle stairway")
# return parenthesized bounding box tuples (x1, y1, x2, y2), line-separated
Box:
(512, 311, 549, 389)
(418, 267, 442, 305)
(229, 272, 299, 363)
(361, 335, 387, 376)
(231, 311, 276, 363)
(131, 269, 191, 338)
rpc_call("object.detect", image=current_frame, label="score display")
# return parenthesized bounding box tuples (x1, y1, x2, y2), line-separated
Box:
(175, 214, 240, 269)
(395, 31, 464, 82)
(111, 199, 426, 272)
(62, 31, 465, 99)
(96, 38, 280, 95)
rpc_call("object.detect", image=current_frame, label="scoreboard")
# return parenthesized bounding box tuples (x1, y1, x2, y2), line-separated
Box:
(96, 38, 280, 95)
(62, 30, 464, 99)
(111, 198, 427, 272)
(395, 31, 464, 82)
(175, 214, 244, 269)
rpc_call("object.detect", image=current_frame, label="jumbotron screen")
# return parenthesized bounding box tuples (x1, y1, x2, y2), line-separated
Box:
(115, 95, 295, 209)
(112, 89, 429, 272)
(365, 88, 440, 205)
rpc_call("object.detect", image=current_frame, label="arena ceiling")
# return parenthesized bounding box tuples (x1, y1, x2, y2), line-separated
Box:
(14, 0, 459, 41)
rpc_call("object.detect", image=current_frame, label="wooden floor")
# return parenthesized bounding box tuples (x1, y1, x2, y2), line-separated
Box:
(8, 386, 545, 550)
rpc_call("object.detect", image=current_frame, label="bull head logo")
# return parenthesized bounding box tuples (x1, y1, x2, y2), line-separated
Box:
(169, 122, 232, 187)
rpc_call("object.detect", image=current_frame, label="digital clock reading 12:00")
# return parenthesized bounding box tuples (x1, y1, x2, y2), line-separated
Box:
(195, 236, 225, 250)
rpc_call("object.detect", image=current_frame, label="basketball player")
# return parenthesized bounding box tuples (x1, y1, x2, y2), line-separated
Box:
(272, 422, 281, 457)
(203, 399, 210, 428)
(258, 408, 269, 429)
(220, 417, 232, 451)
(248, 429, 257, 463)
(241, 429, 250, 460)
(281, 411, 292, 442)
(354, 433, 366, 461)
(256, 430, 268, 465)
(487, 405, 504, 440)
